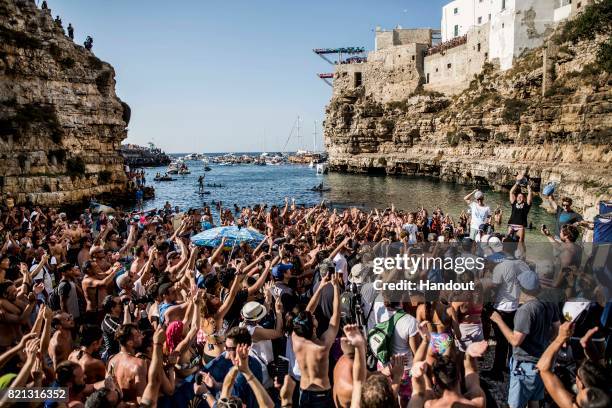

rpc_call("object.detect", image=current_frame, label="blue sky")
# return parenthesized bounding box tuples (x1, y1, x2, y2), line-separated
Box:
(49, 0, 447, 153)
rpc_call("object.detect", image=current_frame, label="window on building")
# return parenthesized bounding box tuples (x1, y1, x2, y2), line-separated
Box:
(577, 1, 581, 8)
(454, 25, 459, 37)
(411, 55, 415, 61)
(478, 16, 483, 24)
(489, 13, 491, 20)
(502, 0, 506, 10)
(485, 52, 488, 59)
(454, 7, 459, 14)
(477, 43, 481, 52)
(436, 68, 439, 72)
(354, 72, 362, 87)
(502, 23, 505, 28)
(427, 73, 430, 83)
(447, 63, 452, 69)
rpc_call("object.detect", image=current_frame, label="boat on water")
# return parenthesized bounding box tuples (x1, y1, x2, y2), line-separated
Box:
(154, 173, 175, 181)
(204, 166, 212, 171)
(316, 163, 328, 174)
(167, 163, 179, 174)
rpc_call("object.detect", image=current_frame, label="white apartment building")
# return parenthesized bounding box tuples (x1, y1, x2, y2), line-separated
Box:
(442, 0, 566, 70)
(441, 0, 492, 42)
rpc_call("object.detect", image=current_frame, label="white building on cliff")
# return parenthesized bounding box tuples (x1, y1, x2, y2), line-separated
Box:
(441, 0, 594, 70)
(441, 0, 491, 41)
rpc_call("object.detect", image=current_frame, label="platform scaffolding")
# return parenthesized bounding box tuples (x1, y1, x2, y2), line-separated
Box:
(313, 47, 367, 86)
(317, 73, 334, 86)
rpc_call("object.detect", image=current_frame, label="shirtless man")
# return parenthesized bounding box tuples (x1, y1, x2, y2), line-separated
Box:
(421, 341, 487, 408)
(48, 234, 67, 264)
(0, 281, 36, 351)
(68, 325, 106, 383)
(49, 311, 76, 368)
(81, 260, 122, 323)
(107, 323, 148, 404)
(292, 273, 341, 407)
(333, 335, 356, 408)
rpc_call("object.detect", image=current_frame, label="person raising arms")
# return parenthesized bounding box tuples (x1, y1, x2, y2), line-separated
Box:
(292, 272, 341, 408)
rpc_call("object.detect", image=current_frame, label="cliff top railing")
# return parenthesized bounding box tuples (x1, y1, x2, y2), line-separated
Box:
(426, 35, 467, 56)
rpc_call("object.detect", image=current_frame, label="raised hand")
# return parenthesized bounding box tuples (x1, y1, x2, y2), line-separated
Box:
(153, 326, 166, 345)
(558, 321, 575, 341)
(232, 344, 252, 374)
(24, 338, 40, 359)
(418, 321, 431, 341)
(342, 324, 365, 348)
(580, 326, 598, 349)
(410, 361, 427, 379)
(390, 354, 407, 383)
(17, 332, 38, 349)
(466, 340, 488, 358)
(274, 296, 283, 314)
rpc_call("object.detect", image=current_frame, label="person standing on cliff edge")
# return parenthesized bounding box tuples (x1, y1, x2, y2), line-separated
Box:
(67, 23, 74, 40)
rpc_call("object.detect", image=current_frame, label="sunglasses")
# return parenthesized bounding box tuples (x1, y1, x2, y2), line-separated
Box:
(225, 346, 237, 352)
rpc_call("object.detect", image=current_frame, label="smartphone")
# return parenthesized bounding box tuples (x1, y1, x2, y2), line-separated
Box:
(33, 278, 43, 285)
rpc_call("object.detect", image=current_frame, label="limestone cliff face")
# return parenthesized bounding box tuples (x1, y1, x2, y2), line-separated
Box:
(324, 35, 612, 211)
(0, 0, 130, 205)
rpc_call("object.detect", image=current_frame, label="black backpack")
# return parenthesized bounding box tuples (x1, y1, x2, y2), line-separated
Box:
(48, 280, 69, 311)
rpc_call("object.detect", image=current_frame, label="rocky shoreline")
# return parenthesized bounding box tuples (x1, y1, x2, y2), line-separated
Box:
(324, 20, 611, 214)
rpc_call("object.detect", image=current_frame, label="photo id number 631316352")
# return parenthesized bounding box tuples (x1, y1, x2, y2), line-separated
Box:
(0, 387, 68, 402)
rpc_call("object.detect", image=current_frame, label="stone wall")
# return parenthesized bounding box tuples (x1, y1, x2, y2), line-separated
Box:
(334, 43, 428, 103)
(0, 0, 130, 206)
(424, 23, 490, 95)
(375, 28, 433, 51)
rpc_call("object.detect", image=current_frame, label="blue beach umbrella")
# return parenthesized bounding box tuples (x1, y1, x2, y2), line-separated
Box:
(190, 226, 266, 248)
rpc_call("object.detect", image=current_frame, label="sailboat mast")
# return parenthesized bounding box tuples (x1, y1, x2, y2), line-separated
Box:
(296, 115, 301, 151)
(313, 121, 317, 152)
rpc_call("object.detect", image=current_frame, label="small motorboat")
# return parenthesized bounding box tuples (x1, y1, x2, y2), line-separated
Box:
(311, 183, 331, 193)
(154, 176, 176, 182)
(204, 166, 212, 171)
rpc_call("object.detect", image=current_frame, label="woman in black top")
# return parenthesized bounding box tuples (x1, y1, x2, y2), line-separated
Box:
(507, 172, 533, 243)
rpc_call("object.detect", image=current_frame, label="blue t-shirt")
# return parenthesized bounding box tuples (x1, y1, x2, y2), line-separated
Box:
(204, 353, 263, 408)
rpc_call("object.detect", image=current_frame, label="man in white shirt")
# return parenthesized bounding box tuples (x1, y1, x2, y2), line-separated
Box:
(29, 249, 55, 296)
(464, 190, 491, 240)
(402, 212, 418, 245)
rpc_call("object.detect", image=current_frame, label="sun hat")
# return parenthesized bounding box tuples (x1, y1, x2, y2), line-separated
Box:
(474, 191, 484, 200)
(241, 301, 267, 322)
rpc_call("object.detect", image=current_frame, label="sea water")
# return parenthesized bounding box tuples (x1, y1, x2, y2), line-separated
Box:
(136, 158, 556, 241)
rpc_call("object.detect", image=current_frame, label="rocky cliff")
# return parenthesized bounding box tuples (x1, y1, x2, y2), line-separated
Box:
(324, 10, 611, 212)
(0, 0, 130, 206)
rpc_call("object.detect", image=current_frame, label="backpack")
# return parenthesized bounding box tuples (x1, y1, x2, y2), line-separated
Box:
(48, 286, 62, 311)
(48, 280, 69, 311)
(367, 310, 406, 365)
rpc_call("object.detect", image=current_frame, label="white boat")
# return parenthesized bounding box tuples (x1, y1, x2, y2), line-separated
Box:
(309, 160, 315, 168)
(316, 163, 328, 174)
(167, 162, 179, 174)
